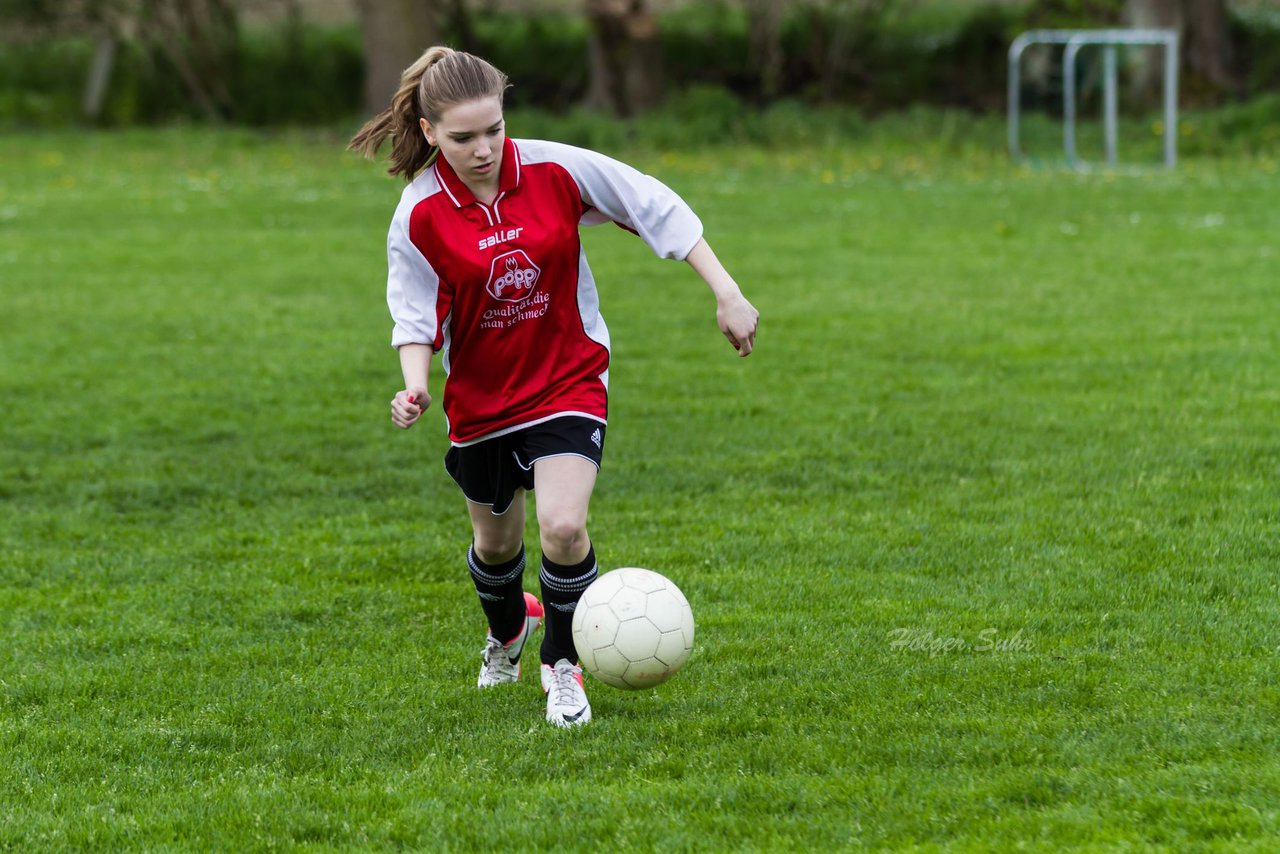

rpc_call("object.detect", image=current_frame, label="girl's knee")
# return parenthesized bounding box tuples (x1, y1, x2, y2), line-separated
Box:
(538, 513, 587, 556)
(472, 532, 523, 564)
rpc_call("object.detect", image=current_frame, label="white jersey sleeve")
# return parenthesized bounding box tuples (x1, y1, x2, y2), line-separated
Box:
(520, 139, 703, 261)
(386, 181, 442, 349)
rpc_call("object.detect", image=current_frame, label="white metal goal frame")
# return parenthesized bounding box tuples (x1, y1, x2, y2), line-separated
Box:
(1008, 29, 1180, 171)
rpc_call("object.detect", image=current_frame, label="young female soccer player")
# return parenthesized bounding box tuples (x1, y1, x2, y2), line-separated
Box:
(350, 47, 758, 727)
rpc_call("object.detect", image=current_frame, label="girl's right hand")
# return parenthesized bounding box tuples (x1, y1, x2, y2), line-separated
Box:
(391, 387, 430, 429)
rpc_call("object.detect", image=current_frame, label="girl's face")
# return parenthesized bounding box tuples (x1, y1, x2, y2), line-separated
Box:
(421, 96, 505, 194)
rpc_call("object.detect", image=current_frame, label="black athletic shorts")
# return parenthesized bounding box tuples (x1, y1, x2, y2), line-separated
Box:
(444, 416, 606, 515)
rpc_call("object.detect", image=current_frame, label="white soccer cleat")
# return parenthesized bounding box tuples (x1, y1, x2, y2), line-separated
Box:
(477, 592, 544, 688)
(541, 659, 592, 727)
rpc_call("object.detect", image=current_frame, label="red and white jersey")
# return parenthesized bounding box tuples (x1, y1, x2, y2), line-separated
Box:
(386, 137, 702, 445)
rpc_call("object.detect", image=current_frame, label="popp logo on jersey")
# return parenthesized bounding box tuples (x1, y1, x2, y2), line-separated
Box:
(485, 249, 541, 303)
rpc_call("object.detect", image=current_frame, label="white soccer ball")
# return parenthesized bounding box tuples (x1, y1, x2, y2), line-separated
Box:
(572, 567, 695, 690)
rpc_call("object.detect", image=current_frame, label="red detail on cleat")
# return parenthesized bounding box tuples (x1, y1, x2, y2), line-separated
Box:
(523, 591, 545, 619)
(500, 593, 544, 648)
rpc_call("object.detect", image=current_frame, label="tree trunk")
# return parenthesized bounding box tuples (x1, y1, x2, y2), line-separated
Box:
(584, 0, 663, 117)
(1126, 0, 1237, 103)
(1182, 0, 1236, 95)
(448, 0, 476, 54)
(354, 0, 441, 117)
(1125, 0, 1179, 103)
(745, 0, 784, 100)
(82, 33, 117, 120)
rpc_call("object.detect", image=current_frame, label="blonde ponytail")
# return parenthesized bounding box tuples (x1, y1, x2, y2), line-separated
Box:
(348, 46, 509, 182)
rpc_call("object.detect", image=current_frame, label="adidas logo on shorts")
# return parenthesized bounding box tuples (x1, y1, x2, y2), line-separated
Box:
(589, 428, 602, 449)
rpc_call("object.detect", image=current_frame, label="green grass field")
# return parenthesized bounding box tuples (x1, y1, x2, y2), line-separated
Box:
(2, 121, 1278, 850)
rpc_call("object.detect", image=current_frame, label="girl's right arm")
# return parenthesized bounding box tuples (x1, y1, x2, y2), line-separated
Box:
(385, 190, 442, 430)
(391, 343, 433, 429)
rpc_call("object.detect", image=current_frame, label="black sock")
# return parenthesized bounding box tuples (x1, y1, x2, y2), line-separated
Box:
(539, 545, 598, 665)
(468, 543, 527, 645)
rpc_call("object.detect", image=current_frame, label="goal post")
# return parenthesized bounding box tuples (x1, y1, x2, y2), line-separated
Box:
(1008, 29, 1180, 171)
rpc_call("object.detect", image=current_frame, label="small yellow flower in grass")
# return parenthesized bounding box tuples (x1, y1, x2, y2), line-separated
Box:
(39, 152, 65, 168)
(1152, 120, 1164, 136)
(820, 169, 835, 185)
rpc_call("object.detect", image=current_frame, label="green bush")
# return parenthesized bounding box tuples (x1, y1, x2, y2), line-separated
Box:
(0, 24, 363, 127)
(660, 1, 755, 99)
(0, 36, 92, 126)
(1234, 8, 1280, 97)
(510, 89, 875, 152)
(507, 106, 631, 150)
(1, 3, 1278, 131)
(1180, 93, 1280, 157)
(929, 4, 1022, 112)
(470, 12, 588, 113)
(231, 25, 363, 125)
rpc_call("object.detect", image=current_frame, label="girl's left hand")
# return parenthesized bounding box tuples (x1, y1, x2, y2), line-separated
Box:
(717, 294, 759, 357)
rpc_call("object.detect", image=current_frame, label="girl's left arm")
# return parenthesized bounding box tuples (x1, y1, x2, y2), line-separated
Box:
(684, 237, 759, 357)
(539, 141, 757, 354)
